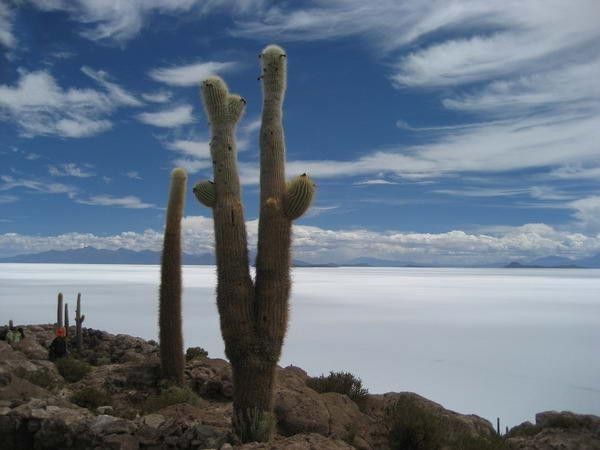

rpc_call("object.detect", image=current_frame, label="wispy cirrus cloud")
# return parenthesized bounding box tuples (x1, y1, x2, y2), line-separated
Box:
(0, 1, 16, 49)
(141, 91, 172, 103)
(136, 105, 194, 128)
(29, 0, 266, 43)
(0, 175, 78, 198)
(149, 61, 238, 87)
(77, 194, 155, 209)
(48, 163, 95, 178)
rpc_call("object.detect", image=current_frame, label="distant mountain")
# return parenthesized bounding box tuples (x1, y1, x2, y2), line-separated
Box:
(347, 257, 427, 267)
(528, 256, 577, 267)
(576, 253, 600, 268)
(0, 247, 215, 265)
(505, 261, 581, 269)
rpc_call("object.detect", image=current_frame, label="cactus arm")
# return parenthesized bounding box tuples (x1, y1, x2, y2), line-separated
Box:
(284, 174, 316, 220)
(158, 168, 187, 384)
(199, 77, 255, 357)
(254, 45, 293, 359)
(193, 180, 216, 208)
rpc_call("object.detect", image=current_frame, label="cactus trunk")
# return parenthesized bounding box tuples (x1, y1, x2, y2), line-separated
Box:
(75, 293, 85, 350)
(195, 45, 314, 442)
(56, 293, 63, 329)
(64, 303, 69, 337)
(158, 168, 187, 385)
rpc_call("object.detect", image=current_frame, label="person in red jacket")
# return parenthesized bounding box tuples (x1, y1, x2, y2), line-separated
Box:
(48, 327, 68, 361)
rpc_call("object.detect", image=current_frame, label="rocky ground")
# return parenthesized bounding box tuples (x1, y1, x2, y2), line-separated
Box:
(1, 325, 599, 449)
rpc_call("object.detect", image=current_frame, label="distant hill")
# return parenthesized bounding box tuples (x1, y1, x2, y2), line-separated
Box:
(505, 261, 582, 269)
(0, 247, 215, 265)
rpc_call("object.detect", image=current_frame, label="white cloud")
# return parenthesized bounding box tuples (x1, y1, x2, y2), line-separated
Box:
(0, 194, 18, 204)
(136, 105, 194, 128)
(569, 196, 600, 233)
(354, 179, 398, 186)
(125, 171, 142, 180)
(0, 1, 15, 48)
(141, 91, 172, 103)
(77, 194, 155, 209)
(2, 217, 600, 264)
(167, 140, 210, 159)
(48, 163, 95, 178)
(29, 0, 266, 43)
(81, 66, 142, 107)
(0, 175, 77, 198)
(231, 1, 600, 183)
(0, 70, 137, 138)
(149, 61, 238, 87)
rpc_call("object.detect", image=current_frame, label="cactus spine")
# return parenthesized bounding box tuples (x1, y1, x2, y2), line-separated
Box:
(64, 303, 69, 336)
(159, 168, 187, 385)
(56, 293, 64, 329)
(75, 293, 85, 350)
(194, 45, 314, 442)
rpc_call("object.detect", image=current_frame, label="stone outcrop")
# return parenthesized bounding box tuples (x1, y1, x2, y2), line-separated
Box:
(1, 325, 598, 449)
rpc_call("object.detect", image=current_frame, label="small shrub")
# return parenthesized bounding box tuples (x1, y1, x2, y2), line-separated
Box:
(14, 367, 59, 390)
(55, 357, 91, 382)
(95, 356, 112, 366)
(71, 387, 112, 410)
(306, 371, 368, 407)
(142, 386, 199, 413)
(185, 346, 208, 361)
(233, 408, 276, 443)
(385, 396, 446, 450)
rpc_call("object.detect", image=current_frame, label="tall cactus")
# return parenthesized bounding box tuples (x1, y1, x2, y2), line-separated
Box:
(75, 293, 85, 350)
(64, 303, 69, 337)
(56, 292, 64, 329)
(158, 168, 187, 385)
(194, 45, 315, 442)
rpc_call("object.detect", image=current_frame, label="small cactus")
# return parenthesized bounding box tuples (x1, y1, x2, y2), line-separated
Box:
(193, 180, 216, 208)
(75, 293, 85, 350)
(284, 174, 316, 220)
(56, 293, 64, 329)
(64, 303, 69, 337)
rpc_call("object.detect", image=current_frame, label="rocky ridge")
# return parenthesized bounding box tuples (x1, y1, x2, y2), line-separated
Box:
(1, 325, 599, 449)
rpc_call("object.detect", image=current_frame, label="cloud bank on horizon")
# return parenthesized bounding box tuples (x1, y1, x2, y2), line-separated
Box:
(0, 0, 599, 263)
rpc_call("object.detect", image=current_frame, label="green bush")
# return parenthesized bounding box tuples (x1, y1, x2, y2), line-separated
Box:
(55, 357, 91, 382)
(14, 367, 59, 390)
(384, 396, 445, 450)
(185, 346, 208, 361)
(306, 371, 368, 407)
(71, 387, 112, 410)
(142, 386, 200, 413)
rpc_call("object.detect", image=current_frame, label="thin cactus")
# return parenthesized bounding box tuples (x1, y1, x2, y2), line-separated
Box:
(56, 293, 64, 329)
(75, 293, 85, 350)
(194, 45, 315, 442)
(64, 303, 69, 337)
(158, 168, 187, 385)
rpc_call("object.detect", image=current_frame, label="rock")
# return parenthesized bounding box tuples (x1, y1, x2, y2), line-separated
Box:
(508, 411, 600, 449)
(238, 432, 355, 449)
(97, 405, 114, 414)
(13, 337, 48, 360)
(141, 413, 166, 429)
(91, 415, 136, 435)
(186, 358, 234, 400)
(274, 368, 330, 436)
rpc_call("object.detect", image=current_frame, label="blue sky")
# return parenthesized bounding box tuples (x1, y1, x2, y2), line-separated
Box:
(0, 0, 599, 264)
